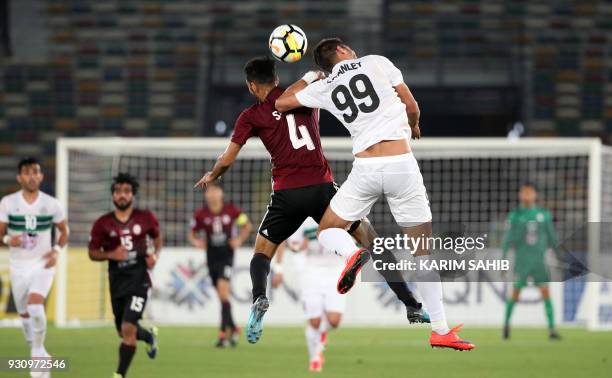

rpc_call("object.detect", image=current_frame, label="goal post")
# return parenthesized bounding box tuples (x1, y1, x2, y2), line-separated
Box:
(54, 137, 612, 329)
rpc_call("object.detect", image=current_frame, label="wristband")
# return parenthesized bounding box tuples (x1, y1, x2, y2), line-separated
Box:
(53, 245, 62, 254)
(2, 235, 10, 245)
(301, 71, 319, 84)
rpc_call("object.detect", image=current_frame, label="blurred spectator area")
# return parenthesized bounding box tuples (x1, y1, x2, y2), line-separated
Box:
(0, 0, 611, 194)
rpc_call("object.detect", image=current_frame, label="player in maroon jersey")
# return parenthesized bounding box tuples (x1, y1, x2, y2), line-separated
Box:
(88, 173, 161, 378)
(189, 181, 252, 347)
(194, 57, 426, 345)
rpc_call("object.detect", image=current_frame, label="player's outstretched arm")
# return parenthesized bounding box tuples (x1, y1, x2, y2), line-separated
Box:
(194, 142, 242, 189)
(275, 71, 325, 112)
(394, 83, 421, 139)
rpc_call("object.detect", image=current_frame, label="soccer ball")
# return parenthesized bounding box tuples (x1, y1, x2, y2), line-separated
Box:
(268, 24, 307, 63)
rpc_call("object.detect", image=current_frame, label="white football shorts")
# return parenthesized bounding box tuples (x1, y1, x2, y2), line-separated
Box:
(330, 153, 432, 226)
(10, 259, 56, 314)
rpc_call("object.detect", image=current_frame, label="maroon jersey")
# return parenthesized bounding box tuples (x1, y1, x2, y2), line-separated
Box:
(190, 203, 242, 263)
(89, 208, 160, 296)
(231, 87, 334, 190)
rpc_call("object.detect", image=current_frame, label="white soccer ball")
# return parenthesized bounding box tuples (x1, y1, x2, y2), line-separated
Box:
(268, 24, 307, 63)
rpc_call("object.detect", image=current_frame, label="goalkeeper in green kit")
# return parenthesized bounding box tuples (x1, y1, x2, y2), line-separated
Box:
(501, 183, 561, 340)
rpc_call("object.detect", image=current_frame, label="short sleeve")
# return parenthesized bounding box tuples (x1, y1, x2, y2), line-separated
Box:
(190, 210, 203, 232)
(147, 211, 160, 238)
(231, 111, 256, 146)
(88, 218, 105, 250)
(0, 198, 8, 223)
(295, 80, 326, 109)
(53, 199, 66, 223)
(375, 55, 404, 87)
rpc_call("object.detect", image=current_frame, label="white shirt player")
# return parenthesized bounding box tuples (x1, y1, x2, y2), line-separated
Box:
(288, 217, 344, 271)
(288, 217, 346, 321)
(295, 55, 410, 154)
(0, 190, 65, 266)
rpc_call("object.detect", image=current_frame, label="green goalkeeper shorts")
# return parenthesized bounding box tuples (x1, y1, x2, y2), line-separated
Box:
(513, 263, 550, 289)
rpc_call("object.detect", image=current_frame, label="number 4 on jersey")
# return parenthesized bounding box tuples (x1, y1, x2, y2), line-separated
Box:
(286, 113, 315, 151)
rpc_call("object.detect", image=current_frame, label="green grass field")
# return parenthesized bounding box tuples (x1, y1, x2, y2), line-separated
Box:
(0, 326, 610, 378)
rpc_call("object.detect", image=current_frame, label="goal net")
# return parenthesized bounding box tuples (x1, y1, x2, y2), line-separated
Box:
(53, 137, 612, 329)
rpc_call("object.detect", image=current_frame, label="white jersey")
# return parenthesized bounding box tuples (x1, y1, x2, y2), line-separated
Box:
(288, 217, 343, 271)
(0, 190, 65, 264)
(295, 55, 410, 154)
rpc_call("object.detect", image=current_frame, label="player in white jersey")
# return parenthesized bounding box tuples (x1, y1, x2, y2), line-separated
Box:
(0, 157, 69, 374)
(288, 217, 345, 372)
(275, 38, 474, 351)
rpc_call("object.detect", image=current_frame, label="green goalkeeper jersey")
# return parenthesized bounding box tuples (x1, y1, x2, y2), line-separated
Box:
(501, 206, 559, 267)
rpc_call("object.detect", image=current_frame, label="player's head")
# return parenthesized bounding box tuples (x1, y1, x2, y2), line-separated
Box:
(111, 173, 139, 211)
(313, 37, 357, 73)
(205, 181, 224, 210)
(244, 57, 279, 101)
(519, 183, 537, 207)
(17, 157, 43, 193)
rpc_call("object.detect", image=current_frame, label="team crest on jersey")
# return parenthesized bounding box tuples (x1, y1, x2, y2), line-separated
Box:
(133, 224, 142, 235)
(222, 215, 231, 224)
(110, 230, 117, 237)
(204, 217, 211, 225)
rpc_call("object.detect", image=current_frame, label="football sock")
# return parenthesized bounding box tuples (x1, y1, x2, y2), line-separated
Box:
(221, 301, 235, 330)
(136, 324, 153, 344)
(250, 253, 271, 302)
(414, 256, 449, 335)
(316, 318, 329, 355)
(27, 304, 46, 355)
(227, 302, 236, 329)
(544, 298, 555, 330)
(305, 325, 320, 361)
(20, 316, 32, 348)
(504, 299, 516, 326)
(117, 343, 136, 376)
(372, 249, 419, 308)
(318, 228, 359, 259)
(318, 317, 329, 333)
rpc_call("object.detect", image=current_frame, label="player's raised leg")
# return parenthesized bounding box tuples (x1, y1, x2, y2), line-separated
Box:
(246, 234, 277, 344)
(350, 217, 430, 323)
(316, 208, 370, 294)
(317, 207, 429, 323)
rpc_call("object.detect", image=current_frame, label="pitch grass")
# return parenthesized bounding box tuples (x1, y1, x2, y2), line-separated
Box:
(0, 326, 610, 378)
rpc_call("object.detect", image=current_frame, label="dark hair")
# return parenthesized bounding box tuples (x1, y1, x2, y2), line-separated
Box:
(521, 182, 537, 191)
(111, 173, 139, 195)
(244, 57, 276, 84)
(18, 157, 40, 173)
(313, 37, 345, 72)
